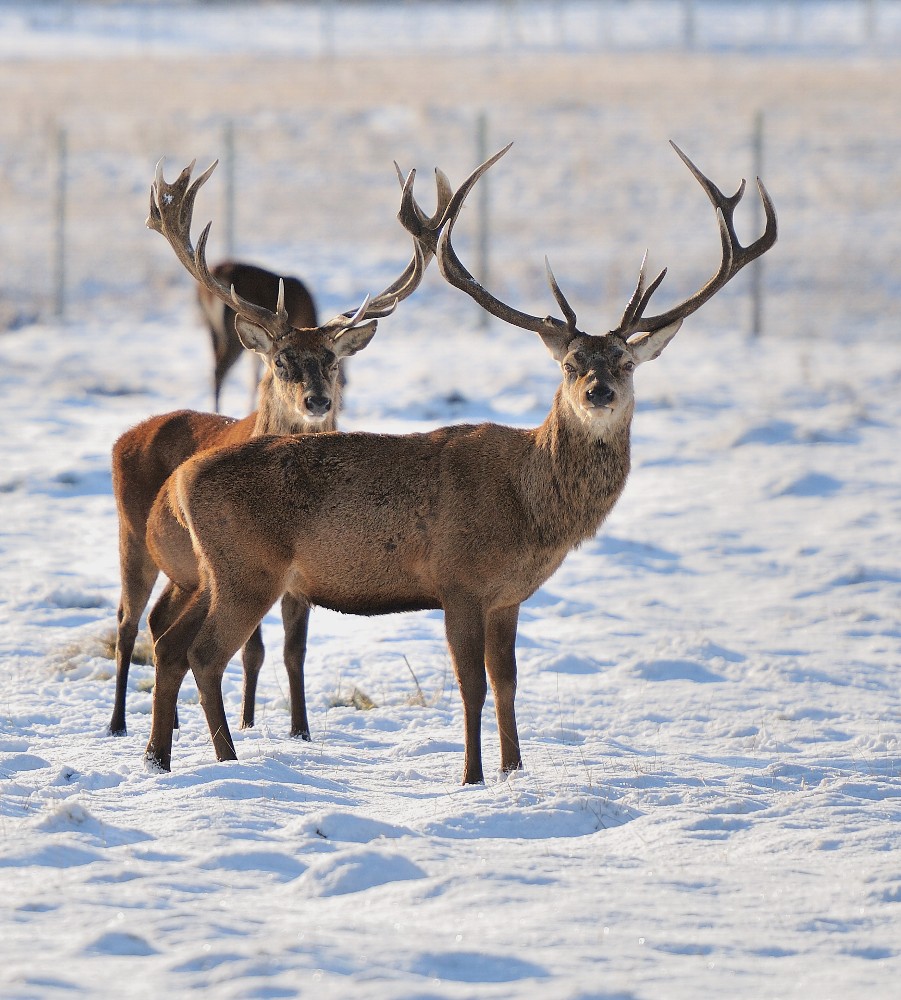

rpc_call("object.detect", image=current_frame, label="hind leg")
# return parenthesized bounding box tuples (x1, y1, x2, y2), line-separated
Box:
(145, 585, 210, 771)
(188, 578, 285, 764)
(148, 581, 196, 732)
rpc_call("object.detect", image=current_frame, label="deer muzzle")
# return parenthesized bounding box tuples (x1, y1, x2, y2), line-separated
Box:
(584, 383, 615, 409)
(302, 394, 332, 418)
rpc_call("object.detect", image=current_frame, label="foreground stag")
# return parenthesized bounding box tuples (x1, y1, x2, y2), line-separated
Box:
(109, 158, 445, 740)
(145, 142, 776, 782)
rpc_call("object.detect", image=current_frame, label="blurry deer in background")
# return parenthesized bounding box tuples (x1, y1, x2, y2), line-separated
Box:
(108, 157, 448, 740)
(198, 260, 317, 414)
(144, 141, 776, 781)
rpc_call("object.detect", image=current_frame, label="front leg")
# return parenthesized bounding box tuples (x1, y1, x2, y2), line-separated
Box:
(485, 604, 523, 775)
(239, 625, 265, 729)
(443, 595, 488, 785)
(281, 593, 312, 740)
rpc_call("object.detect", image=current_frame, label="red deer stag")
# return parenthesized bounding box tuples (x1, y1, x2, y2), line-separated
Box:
(144, 141, 776, 782)
(199, 260, 318, 413)
(108, 157, 447, 740)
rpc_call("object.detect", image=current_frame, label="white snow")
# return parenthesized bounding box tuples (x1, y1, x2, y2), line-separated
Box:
(2, 3, 901, 999)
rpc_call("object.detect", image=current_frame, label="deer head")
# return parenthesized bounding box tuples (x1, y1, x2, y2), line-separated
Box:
(148, 158, 449, 423)
(403, 141, 777, 436)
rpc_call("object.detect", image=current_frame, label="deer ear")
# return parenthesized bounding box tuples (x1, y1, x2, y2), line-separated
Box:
(628, 319, 682, 365)
(332, 320, 377, 358)
(234, 316, 273, 356)
(537, 324, 573, 363)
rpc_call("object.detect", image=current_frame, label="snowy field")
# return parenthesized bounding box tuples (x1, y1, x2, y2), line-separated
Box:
(2, 3, 901, 999)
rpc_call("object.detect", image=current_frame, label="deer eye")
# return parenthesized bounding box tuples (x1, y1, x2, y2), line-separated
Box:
(621, 360, 635, 373)
(274, 356, 285, 369)
(562, 362, 576, 376)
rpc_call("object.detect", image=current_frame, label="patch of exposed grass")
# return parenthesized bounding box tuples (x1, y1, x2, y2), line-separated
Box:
(49, 627, 154, 679)
(328, 686, 378, 711)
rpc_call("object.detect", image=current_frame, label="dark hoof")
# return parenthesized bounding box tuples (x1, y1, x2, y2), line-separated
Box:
(144, 751, 170, 773)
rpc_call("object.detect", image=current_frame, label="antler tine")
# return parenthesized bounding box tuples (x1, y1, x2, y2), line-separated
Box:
(147, 158, 290, 340)
(395, 163, 454, 262)
(436, 142, 570, 336)
(611, 251, 669, 338)
(544, 258, 578, 332)
(624, 141, 778, 335)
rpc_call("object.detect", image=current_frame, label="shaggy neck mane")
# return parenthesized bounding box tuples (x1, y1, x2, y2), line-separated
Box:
(521, 387, 632, 548)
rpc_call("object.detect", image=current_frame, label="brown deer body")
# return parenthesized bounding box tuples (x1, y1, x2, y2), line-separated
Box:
(108, 157, 442, 740)
(198, 260, 317, 413)
(144, 143, 776, 783)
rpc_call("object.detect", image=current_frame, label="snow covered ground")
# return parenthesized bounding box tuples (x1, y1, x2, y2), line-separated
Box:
(2, 4, 901, 999)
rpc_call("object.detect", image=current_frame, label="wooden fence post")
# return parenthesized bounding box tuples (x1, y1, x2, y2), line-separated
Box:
(750, 110, 766, 337)
(683, 0, 697, 50)
(52, 126, 67, 319)
(222, 119, 236, 258)
(475, 111, 490, 329)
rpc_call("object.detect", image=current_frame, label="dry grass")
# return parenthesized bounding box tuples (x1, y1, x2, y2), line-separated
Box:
(328, 686, 378, 711)
(48, 626, 153, 679)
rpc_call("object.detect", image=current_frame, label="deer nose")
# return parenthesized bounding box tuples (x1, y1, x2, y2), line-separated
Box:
(303, 394, 331, 416)
(585, 384, 615, 408)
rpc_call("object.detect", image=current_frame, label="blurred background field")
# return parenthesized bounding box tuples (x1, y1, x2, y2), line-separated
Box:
(1, 0, 900, 355)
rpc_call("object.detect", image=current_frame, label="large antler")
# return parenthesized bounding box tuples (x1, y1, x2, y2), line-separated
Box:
(147, 159, 296, 339)
(613, 140, 778, 338)
(425, 142, 582, 340)
(147, 159, 437, 340)
(427, 141, 777, 342)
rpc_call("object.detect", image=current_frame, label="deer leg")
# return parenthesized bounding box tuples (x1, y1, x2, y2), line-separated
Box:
(485, 604, 523, 775)
(148, 581, 196, 732)
(145, 586, 210, 771)
(188, 577, 286, 764)
(443, 596, 488, 785)
(239, 625, 265, 730)
(109, 541, 159, 736)
(190, 649, 236, 763)
(281, 593, 312, 740)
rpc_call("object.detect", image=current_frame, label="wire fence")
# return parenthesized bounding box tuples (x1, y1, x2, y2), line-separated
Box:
(2, 1, 901, 339)
(2, 99, 899, 342)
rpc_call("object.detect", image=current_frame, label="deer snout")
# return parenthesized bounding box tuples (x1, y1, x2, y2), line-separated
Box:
(303, 393, 332, 416)
(584, 383, 615, 408)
